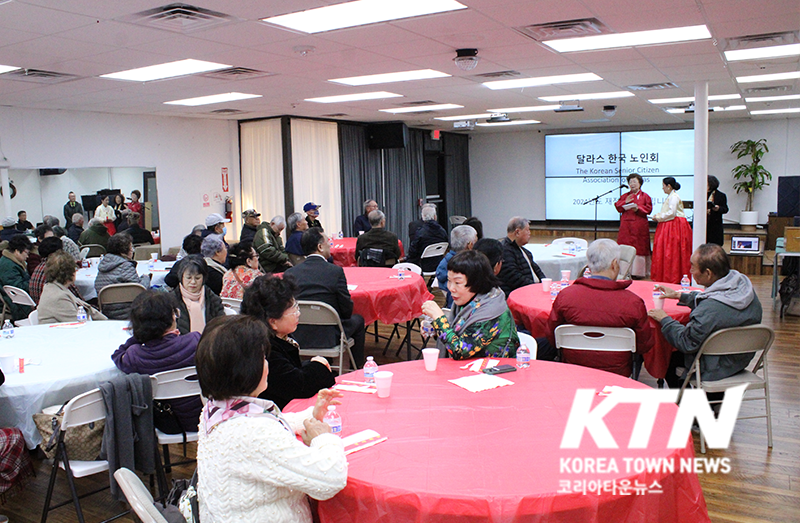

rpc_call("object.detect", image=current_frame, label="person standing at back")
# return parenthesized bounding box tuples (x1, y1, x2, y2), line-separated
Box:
(63, 191, 84, 225)
(706, 175, 728, 247)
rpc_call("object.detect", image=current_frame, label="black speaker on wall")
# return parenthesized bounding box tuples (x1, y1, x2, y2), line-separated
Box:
(777, 176, 800, 217)
(367, 123, 408, 149)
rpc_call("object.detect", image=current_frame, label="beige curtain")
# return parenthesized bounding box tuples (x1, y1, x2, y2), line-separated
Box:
(240, 119, 283, 232)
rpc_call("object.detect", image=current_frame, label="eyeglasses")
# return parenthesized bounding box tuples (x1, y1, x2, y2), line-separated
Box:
(286, 302, 301, 317)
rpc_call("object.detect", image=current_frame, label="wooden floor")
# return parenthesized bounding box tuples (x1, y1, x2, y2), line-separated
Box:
(3, 275, 799, 522)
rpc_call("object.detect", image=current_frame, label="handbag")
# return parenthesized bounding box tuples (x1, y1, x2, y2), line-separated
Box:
(157, 469, 200, 523)
(153, 400, 186, 436)
(32, 403, 105, 461)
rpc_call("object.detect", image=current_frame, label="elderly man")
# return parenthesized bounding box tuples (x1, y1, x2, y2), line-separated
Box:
(253, 215, 291, 273)
(406, 205, 448, 272)
(285, 212, 308, 257)
(498, 216, 546, 297)
(240, 209, 261, 243)
(303, 202, 322, 229)
(78, 217, 111, 249)
(648, 244, 762, 391)
(354, 199, 378, 236)
(354, 210, 401, 266)
(436, 225, 478, 307)
(545, 239, 654, 375)
(68, 213, 85, 243)
(63, 191, 84, 225)
(408, 203, 436, 244)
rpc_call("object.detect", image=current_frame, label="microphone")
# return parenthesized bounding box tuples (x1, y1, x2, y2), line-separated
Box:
(620, 183, 629, 189)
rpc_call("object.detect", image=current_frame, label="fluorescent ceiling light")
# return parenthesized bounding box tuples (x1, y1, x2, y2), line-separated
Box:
(164, 92, 262, 106)
(725, 43, 800, 61)
(380, 103, 462, 114)
(648, 94, 740, 104)
(305, 91, 403, 103)
(666, 105, 746, 114)
(435, 113, 492, 121)
(745, 94, 800, 103)
(483, 73, 601, 90)
(486, 105, 561, 113)
(0, 64, 20, 75)
(736, 71, 800, 83)
(539, 91, 634, 102)
(543, 24, 711, 53)
(330, 69, 449, 86)
(750, 108, 800, 115)
(262, 0, 467, 34)
(476, 120, 541, 127)
(101, 58, 230, 82)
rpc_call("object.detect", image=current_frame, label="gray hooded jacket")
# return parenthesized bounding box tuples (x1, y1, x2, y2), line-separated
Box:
(94, 254, 150, 319)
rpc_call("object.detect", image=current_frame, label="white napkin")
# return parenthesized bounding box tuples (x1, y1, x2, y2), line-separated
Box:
(341, 429, 388, 455)
(347, 284, 358, 291)
(449, 373, 514, 393)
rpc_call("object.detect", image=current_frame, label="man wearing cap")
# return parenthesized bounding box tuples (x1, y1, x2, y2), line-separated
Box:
(203, 213, 230, 244)
(240, 209, 261, 243)
(254, 215, 292, 273)
(0, 217, 23, 242)
(304, 202, 322, 229)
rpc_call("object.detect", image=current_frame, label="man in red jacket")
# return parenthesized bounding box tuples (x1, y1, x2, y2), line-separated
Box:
(546, 239, 654, 377)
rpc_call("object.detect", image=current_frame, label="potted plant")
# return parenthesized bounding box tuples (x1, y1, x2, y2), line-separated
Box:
(730, 138, 772, 231)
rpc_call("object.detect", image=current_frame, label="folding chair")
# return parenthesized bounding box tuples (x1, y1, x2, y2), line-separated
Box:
(552, 237, 589, 250)
(677, 325, 775, 453)
(81, 244, 106, 258)
(554, 324, 636, 377)
(517, 332, 538, 360)
(357, 248, 386, 267)
(17, 309, 39, 327)
(113, 468, 168, 523)
(449, 215, 467, 226)
(133, 245, 161, 261)
(297, 301, 356, 375)
(98, 283, 147, 314)
(420, 242, 449, 286)
(150, 367, 201, 482)
(617, 245, 637, 280)
(3, 285, 36, 308)
(288, 253, 306, 266)
(221, 297, 242, 313)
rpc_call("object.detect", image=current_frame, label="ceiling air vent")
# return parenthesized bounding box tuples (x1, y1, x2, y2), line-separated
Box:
(209, 108, 247, 115)
(4, 68, 79, 84)
(515, 18, 610, 42)
(744, 85, 792, 94)
(627, 82, 679, 91)
(722, 31, 798, 51)
(201, 67, 275, 81)
(322, 113, 348, 118)
(121, 3, 236, 33)
(400, 100, 438, 106)
(472, 70, 521, 79)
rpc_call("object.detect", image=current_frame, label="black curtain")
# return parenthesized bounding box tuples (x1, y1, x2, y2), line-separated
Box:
(338, 123, 382, 236)
(442, 132, 471, 220)
(383, 128, 427, 251)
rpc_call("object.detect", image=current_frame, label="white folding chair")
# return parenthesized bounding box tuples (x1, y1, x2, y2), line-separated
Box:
(554, 324, 636, 376)
(221, 297, 242, 313)
(392, 262, 422, 275)
(449, 215, 467, 225)
(420, 242, 449, 284)
(297, 301, 356, 375)
(617, 245, 637, 280)
(81, 244, 106, 258)
(677, 325, 775, 453)
(113, 468, 168, 523)
(150, 367, 201, 479)
(552, 237, 589, 250)
(517, 332, 538, 360)
(3, 285, 36, 308)
(79, 247, 90, 260)
(41, 389, 110, 523)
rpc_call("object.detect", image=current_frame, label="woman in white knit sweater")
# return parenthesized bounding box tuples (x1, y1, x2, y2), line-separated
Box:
(195, 316, 347, 523)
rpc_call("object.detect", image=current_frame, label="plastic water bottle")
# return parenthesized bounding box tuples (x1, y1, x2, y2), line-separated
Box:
(653, 285, 662, 301)
(2, 320, 13, 339)
(323, 406, 342, 434)
(421, 318, 434, 339)
(516, 344, 531, 368)
(681, 274, 691, 291)
(583, 266, 592, 278)
(337, 231, 343, 239)
(397, 267, 405, 280)
(568, 242, 576, 254)
(77, 305, 88, 323)
(550, 282, 560, 302)
(560, 274, 569, 288)
(363, 356, 378, 383)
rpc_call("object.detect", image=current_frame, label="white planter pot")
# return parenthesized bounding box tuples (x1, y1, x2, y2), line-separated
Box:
(739, 211, 759, 231)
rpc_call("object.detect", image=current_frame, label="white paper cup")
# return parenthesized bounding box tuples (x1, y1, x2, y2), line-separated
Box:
(422, 348, 438, 371)
(541, 278, 552, 292)
(374, 370, 394, 398)
(150, 253, 158, 261)
(561, 269, 571, 281)
(653, 296, 665, 310)
(0, 355, 16, 375)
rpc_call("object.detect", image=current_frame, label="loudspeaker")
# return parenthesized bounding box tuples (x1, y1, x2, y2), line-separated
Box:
(367, 123, 408, 149)
(39, 168, 66, 176)
(777, 176, 800, 217)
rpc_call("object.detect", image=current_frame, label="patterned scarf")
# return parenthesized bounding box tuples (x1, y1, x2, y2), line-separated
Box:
(201, 396, 292, 436)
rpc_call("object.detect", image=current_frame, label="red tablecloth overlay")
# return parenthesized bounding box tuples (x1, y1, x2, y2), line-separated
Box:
(507, 280, 693, 379)
(344, 267, 432, 326)
(332, 238, 404, 268)
(287, 359, 709, 523)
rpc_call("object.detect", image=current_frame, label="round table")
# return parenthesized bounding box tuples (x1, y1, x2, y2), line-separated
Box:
(74, 260, 174, 300)
(507, 280, 693, 379)
(287, 359, 709, 523)
(524, 244, 589, 281)
(0, 320, 130, 448)
(343, 267, 432, 327)
(332, 238, 404, 268)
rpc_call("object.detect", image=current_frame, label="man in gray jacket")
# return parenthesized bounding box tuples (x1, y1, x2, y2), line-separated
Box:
(648, 243, 762, 390)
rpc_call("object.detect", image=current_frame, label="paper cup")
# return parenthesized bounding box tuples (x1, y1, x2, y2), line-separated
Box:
(422, 348, 438, 371)
(541, 278, 552, 292)
(561, 270, 571, 281)
(150, 253, 158, 261)
(653, 296, 665, 310)
(374, 371, 394, 398)
(0, 355, 16, 375)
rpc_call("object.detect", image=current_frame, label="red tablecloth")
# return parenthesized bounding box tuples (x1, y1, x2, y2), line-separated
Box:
(332, 238, 404, 268)
(287, 359, 709, 523)
(344, 267, 432, 326)
(507, 280, 693, 380)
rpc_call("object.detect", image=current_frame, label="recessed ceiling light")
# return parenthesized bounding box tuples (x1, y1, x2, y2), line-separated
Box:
(648, 94, 740, 104)
(101, 58, 230, 82)
(725, 43, 800, 61)
(483, 73, 601, 90)
(434, 113, 492, 121)
(475, 119, 541, 126)
(486, 105, 561, 112)
(744, 94, 800, 103)
(330, 69, 450, 86)
(539, 91, 634, 102)
(736, 71, 800, 84)
(164, 92, 262, 106)
(751, 107, 800, 115)
(543, 24, 711, 53)
(380, 103, 463, 114)
(0, 64, 20, 75)
(262, 0, 467, 34)
(305, 91, 403, 103)
(714, 105, 746, 111)
(666, 105, 747, 114)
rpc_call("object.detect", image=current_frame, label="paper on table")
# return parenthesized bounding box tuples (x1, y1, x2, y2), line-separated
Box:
(449, 373, 514, 393)
(622, 203, 637, 210)
(347, 284, 358, 291)
(50, 322, 86, 328)
(333, 384, 377, 394)
(341, 429, 387, 455)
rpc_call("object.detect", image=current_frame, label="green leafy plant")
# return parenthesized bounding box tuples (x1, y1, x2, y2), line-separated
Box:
(730, 138, 772, 212)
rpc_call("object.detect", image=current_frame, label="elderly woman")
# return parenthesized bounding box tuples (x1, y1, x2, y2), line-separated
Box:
(171, 255, 224, 334)
(201, 236, 228, 296)
(241, 275, 335, 409)
(221, 241, 263, 300)
(38, 251, 106, 324)
(95, 233, 151, 319)
(78, 217, 111, 249)
(112, 291, 202, 432)
(285, 212, 308, 257)
(422, 250, 519, 360)
(435, 224, 478, 308)
(0, 236, 33, 321)
(651, 177, 693, 284)
(195, 316, 347, 523)
(614, 173, 653, 278)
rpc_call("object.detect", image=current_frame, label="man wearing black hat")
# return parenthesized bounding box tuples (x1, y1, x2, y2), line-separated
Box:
(240, 209, 261, 243)
(304, 202, 322, 229)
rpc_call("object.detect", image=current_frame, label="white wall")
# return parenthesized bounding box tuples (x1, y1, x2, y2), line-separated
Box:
(470, 118, 800, 239)
(0, 107, 239, 249)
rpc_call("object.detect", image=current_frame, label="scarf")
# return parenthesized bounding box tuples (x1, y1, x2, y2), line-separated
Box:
(180, 283, 206, 333)
(447, 287, 509, 333)
(201, 396, 291, 436)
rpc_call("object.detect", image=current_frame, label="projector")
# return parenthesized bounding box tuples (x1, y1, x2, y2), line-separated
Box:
(554, 103, 584, 113)
(453, 120, 475, 130)
(486, 113, 511, 123)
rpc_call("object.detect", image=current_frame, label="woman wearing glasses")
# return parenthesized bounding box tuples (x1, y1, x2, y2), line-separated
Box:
(241, 275, 335, 409)
(171, 255, 225, 334)
(220, 241, 263, 300)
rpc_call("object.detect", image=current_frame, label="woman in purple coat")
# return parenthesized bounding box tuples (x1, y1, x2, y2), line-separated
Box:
(112, 290, 202, 433)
